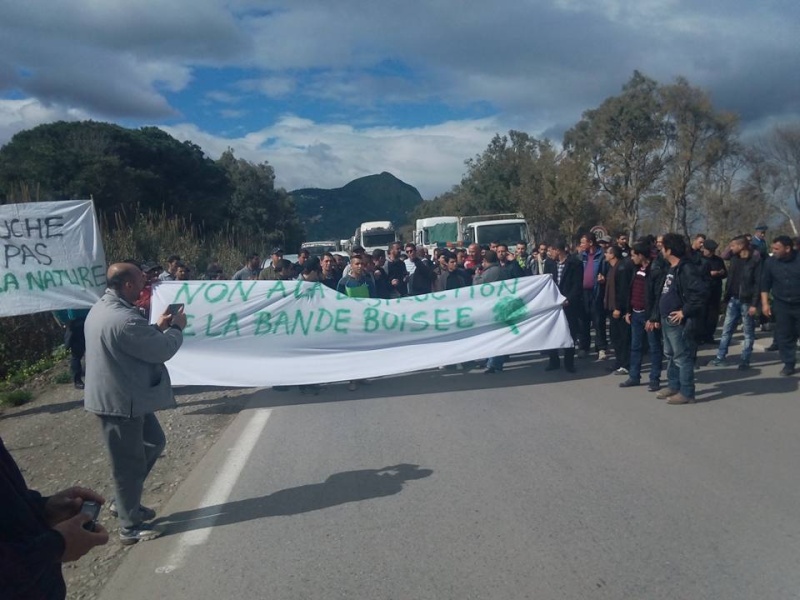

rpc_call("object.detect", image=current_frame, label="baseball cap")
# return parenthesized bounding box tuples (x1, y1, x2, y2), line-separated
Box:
(599, 235, 612, 244)
(703, 239, 718, 251)
(755, 224, 768, 231)
(271, 247, 284, 255)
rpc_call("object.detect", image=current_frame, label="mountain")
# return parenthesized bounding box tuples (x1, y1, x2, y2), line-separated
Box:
(291, 172, 423, 241)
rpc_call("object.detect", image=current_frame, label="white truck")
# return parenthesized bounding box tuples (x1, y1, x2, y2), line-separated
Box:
(459, 213, 532, 248)
(352, 221, 398, 253)
(413, 217, 460, 254)
(300, 240, 340, 257)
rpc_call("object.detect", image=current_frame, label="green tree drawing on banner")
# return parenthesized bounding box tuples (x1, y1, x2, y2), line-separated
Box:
(493, 297, 528, 334)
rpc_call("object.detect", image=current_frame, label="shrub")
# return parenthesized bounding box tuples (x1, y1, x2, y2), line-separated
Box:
(0, 389, 33, 407)
(53, 371, 72, 384)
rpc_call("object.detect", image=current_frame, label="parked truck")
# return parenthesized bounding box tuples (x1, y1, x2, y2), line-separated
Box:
(352, 221, 398, 253)
(459, 213, 531, 248)
(413, 217, 460, 254)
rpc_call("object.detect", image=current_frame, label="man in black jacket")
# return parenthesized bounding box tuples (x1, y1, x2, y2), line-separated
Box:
(544, 239, 583, 373)
(656, 233, 710, 404)
(708, 236, 761, 369)
(620, 242, 664, 391)
(700, 239, 727, 344)
(761, 235, 800, 376)
(1, 437, 109, 599)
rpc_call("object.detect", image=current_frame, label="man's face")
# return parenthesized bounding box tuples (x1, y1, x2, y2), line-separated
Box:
(124, 269, 146, 302)
(604, 249, 616, 264)
(350, 258, 363, 276)
(468, 244, 479, 259)
(272, 252, 282, 266)
(456, 251, 466, 265)
(447, 258, 458, 272)
(516, 244, 527, 256)
(321, 256, 332, 272)
(632, 252, 644, 266)
(375, 255, 385, 268)
(538, 244, 547, 256)
(702, 247, 713, 258)
(656, 236, 664, 251)
(145, 269, 159, 283)
(730, 240, 744, 256)
(547, 246, 558, 260)
(772, 241, 792, 259)
(756, 229, 767, 239)
(692, 237, 705, 251)
(405, 246, 416, 259)
(438, 254, 447, 267)
(297, 254, 307, 265)
(579, 237, 591, 252)
(489, 242, 498, 251)
(617, 235, 628, 246)
(497, 247, 508, 262)
(249, 256, 260, 269)
(176, 266, 189, 280)
(389, 246, 399, 259)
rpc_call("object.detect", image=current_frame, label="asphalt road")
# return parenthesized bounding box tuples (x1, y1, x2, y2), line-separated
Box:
(99, 344, 800, 600)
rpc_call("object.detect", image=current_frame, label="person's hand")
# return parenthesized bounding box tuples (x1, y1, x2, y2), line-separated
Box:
(53, 513, 109, 562)
(762, 303, 772, 318)
(645, 321, 653, 332)
(748, 306, 757, 317)
(391, 278, 399, 287)
(597, 273, 605, 283)
(668, 310, 684, 324)
(159, 307, 187, 331)
(44, 487, 105, 527)
(562, 299, 569, 307)
(624, 313, 631, 325)
(612, 310, 621, 319)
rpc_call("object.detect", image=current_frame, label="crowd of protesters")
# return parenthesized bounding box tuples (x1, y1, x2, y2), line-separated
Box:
(127, 223, 800, 405)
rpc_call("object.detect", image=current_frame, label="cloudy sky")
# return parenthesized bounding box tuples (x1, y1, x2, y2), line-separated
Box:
(1, 0, 798, 198)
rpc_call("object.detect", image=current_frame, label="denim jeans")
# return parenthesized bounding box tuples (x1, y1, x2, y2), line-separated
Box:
(715, 298, 756, 364)
(629, 311, 663, 384)
(661, 319, 695, 399)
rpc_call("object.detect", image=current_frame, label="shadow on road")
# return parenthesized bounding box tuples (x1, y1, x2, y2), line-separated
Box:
(0, 398, 83, 421)
(152, 463, 433, 536)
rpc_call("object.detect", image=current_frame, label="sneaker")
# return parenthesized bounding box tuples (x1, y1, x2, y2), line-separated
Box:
(779, 365, 797, 376)
(614, 367, 629, 376)
(707, 358, 726, 367)
(656, 388, 679, 399)
(737, 363, 749, 371)
(667, 393, 695, 405)
(119, 523, 162, 546)
(618, 379, 640, 388)
(597, 350, 607, 361)
(647, 382, 661, 392)
(73, 380, 85, 390)
(108, 500, 157, 522)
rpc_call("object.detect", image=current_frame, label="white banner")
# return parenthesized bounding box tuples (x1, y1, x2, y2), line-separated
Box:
(0, 200, 106, 317)
(152, 276, 572, 387)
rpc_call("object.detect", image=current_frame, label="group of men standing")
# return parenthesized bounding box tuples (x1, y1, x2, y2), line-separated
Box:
(543, 227, 800, 405)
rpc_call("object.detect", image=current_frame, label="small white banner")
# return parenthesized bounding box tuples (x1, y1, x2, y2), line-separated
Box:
(0, 200, 106, 317)
(152, 276, 572, 387)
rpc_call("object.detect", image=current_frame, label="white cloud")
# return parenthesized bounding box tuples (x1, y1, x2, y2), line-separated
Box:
(161, 114, 508, 198)
(0, 98, 90, 143)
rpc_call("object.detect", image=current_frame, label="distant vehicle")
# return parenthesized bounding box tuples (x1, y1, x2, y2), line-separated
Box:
(352, 221, 398, 253)
(261, 254, 299, 269)
(459, 213, 531, 248)
(301, 241, 340, 257)
(414, 217, 460, 253)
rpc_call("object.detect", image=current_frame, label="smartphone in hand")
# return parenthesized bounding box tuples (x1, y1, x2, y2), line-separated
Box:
(80, 501, 102, 532)
(166, 303, 184, 316)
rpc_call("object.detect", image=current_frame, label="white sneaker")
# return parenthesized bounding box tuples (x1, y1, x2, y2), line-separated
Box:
(614, 367, 629, 375)
(597, 350, 607, 361)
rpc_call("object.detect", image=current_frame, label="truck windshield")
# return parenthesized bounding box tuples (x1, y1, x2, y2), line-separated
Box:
(302, 245, 337, 256)
(362, 232, 396, 247)
(475, 223, 528, 246)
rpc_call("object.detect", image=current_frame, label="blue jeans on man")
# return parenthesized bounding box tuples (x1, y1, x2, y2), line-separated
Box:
(714, 298, 756, 366)
(628, 310, 663, 385)
(661, 319, 696, 399)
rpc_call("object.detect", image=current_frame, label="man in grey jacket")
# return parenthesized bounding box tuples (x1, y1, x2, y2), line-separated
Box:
(84, 263, 186, 544)
(473, 250, 512, 373)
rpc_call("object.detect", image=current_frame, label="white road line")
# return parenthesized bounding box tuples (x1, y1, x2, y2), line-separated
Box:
(156, 408, 272, 574)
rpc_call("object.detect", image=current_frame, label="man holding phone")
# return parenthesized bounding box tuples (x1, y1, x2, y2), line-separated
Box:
(84, 263, 186, 545)
(1, 436, 109, 598)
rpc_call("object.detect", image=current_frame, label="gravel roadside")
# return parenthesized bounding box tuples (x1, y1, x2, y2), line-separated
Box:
(0, 371, 261, 600)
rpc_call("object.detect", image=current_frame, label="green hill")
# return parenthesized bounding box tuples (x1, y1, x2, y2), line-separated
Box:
(291, 172, 423, 241)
